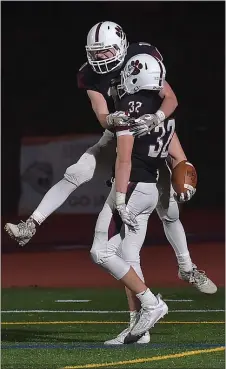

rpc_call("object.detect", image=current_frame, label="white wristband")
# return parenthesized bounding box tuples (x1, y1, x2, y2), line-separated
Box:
(155, 110, 165, 122)
(116, 192, 126, 207)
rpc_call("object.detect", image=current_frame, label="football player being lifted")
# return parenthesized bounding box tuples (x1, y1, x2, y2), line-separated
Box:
(5, 21, 216, 298)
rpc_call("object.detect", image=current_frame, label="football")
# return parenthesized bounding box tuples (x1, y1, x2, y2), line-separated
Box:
(171, 160, 197, 194)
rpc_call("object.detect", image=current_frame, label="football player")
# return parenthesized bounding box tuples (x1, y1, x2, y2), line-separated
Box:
(90, 54, 171, 341)
(5, 21, 216, 300)
(91, 53, 216, 345)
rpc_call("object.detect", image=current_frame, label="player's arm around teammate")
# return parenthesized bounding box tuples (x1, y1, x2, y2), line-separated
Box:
(87, 89, 130, 130)
(130, 81, 178, 138)
(158, 81, 178, 121)
(86, 79, 178, 133)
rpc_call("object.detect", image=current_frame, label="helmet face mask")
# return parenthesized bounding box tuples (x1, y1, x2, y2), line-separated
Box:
(117, 70, 132, 98)
(86, 22, 128, 74)
(117, 53, 166, 99)
(86, 43, 124, 74)
(88, 47, 116, 62)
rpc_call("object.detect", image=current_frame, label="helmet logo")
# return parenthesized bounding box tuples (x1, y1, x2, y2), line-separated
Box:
(129, 60, 143, 75)
(115, 26, 123, 37)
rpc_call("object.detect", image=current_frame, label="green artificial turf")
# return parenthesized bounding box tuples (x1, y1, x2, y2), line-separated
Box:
(1, 287, 225, 369)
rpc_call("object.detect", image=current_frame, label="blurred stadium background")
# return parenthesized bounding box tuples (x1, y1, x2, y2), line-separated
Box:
(1, 3, 225, 369)
(2, 1, 224, 286)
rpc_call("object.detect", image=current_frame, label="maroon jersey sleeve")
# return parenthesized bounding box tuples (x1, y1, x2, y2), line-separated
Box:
(77, 62, 100, 92)
(150, 46, 163, 61)
(127, 43, 163, 62)
(138, 43, 163, 61)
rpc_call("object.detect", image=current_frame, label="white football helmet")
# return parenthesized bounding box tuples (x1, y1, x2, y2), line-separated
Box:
(117, 53, 166, 98)
(86, 21, 128, 74)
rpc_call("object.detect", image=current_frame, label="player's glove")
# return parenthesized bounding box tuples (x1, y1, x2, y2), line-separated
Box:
(174, 185, 196, 203)
(106, 111, 130, 128)
(116, 204, 139, 231)
(129, 110, 165, 138)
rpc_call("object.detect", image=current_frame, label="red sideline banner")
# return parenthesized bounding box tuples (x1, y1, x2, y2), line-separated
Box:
(19, 134, 116, 215)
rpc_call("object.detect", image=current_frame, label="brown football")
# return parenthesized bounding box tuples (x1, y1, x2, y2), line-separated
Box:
(172, 160, 197, 194)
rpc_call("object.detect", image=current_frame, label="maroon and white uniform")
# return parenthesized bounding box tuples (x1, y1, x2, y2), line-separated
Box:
(66, 43, 164, 186)
(90, 80, 176, 281)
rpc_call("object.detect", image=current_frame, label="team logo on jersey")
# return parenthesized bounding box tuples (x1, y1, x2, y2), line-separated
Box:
(128, 60, 143, 75)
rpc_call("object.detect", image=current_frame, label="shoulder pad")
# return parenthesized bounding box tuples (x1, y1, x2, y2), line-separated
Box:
(138, 42, 152, 47)
(151, 47, 163, 61)
(128, 42, 163, 62)
(77, 62, 99, 91)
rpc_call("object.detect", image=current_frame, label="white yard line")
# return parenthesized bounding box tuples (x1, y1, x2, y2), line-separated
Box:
(55, 300, 91, 303)
(1, 309, 224, 313)
(164, 299, 193, 302)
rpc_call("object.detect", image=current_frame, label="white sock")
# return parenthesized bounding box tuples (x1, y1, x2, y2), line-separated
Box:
(177, 253, 194, 272)
(163, 219, 193, 272)
(136, 288, 158, 307)
(30, 211, 45, 225)
(31, 178, 77, 225)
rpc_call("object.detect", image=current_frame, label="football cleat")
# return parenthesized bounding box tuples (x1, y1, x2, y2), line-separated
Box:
(5, 218, 36, 246)
(178, 264, 217, 294)
(104, 328, 150, 345)
(130, 294, 168, 337)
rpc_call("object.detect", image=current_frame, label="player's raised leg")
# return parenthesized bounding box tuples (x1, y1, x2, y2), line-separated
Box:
(5, 131, 115, 246)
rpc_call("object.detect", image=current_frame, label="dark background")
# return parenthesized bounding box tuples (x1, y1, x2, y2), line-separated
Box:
(1, 1, 225, 215)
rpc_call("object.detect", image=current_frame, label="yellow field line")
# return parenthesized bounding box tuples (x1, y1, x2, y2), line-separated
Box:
(1, 320, 225, 325)
(62, 346, 225, 369)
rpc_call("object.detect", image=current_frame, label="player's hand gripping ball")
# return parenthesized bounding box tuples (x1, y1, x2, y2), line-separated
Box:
(172, 160, 197, 203)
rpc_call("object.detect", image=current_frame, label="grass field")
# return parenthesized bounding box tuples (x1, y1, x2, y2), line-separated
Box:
(2, 287, 225, 369)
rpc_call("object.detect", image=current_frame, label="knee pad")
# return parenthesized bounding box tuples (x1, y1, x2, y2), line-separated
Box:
(64, 152, 96, 186)
(90, 247, 106, 265)
(90, 237, 117, 265)
(90, 233, 110, 265)
(90, 241, 130, 280)
(156, 192, 180, 223)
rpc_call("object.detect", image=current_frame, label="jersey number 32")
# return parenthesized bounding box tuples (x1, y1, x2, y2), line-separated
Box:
(148, 119, 175, 158)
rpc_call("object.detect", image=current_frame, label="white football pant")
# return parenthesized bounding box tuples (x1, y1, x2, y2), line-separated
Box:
(90, 182, 159, 280)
